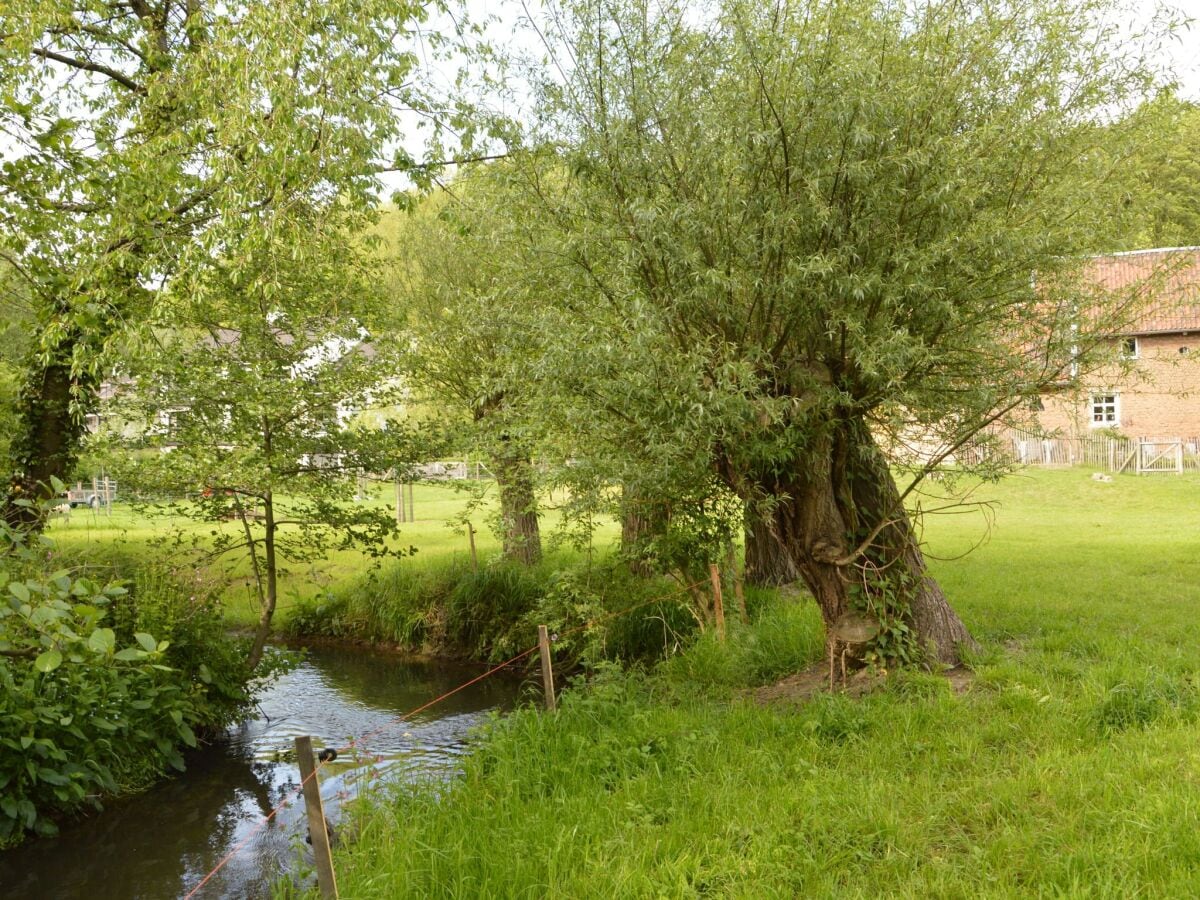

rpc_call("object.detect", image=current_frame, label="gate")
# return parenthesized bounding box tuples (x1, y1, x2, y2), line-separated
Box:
(1136, 440, 1184, 474)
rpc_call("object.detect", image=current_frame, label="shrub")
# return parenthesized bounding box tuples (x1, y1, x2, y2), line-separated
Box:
(0, 516, 263, 845)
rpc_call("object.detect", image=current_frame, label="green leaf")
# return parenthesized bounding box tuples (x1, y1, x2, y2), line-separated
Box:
(38, 768, 69, 786)
(197, 663, 212, 684)
(88, 628, 115, 654)
(113, 647, 147, 661)
(34, 649, 62, 673)
(134, 632, 157, 652)
(9, 582, 30, 603)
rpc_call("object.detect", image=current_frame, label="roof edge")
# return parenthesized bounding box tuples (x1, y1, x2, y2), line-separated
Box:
(1086, 246, 1200, 259)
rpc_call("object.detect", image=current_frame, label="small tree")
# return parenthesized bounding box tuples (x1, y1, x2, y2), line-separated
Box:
(107, 207, 421, 670)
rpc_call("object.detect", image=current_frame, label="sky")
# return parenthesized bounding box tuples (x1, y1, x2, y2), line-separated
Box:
(1143, 0, 1200, 98)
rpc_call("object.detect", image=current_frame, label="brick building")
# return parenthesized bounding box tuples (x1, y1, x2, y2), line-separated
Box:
(1037, 247, 1200, 441)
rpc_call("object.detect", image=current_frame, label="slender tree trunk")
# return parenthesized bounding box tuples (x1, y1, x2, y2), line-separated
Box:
(4, 344, 94, 529)
(746, 416, 975, 666)
(246, 489, 276, 672)
(491, 441, 541, 566)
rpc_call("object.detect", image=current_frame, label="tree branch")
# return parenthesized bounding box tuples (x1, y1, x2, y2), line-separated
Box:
(31, 46, 144, 94)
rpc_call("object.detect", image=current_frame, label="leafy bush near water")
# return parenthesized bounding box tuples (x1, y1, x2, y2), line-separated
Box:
(0, 525, 264, 845)
(286, 557, 701, 666)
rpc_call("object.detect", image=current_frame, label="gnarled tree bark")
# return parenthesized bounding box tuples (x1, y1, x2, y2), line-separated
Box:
(740, 416, 975, 666)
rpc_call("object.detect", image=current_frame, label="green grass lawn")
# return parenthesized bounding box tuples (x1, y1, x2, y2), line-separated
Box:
(47, 480, 620, 627)
(291, 469, 1200, 898)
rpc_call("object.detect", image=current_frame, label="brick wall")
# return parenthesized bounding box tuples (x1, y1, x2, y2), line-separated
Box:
(1039, 333, 1200, 438)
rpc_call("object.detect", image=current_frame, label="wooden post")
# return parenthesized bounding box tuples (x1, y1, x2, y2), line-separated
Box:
(467, 521, 478, 572)
(104, 474, 112, 517)
(538, 625, 556, 711)
(725, 545, 748, 625)
(407, 482, 415, 522)
(395, 475, 405, 524)
(709, 563, 726, 643)
(294, 735, 338, 899)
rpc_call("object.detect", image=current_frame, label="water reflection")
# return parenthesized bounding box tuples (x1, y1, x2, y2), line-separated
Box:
(0, 645, 520, 899)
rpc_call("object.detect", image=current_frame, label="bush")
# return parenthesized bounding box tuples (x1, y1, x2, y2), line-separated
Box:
(0, 520, 263, 845)
(287, 555, 707, 667)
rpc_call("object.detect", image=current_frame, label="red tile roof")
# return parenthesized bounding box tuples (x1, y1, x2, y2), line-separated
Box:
(1083, 248, 1200, 336)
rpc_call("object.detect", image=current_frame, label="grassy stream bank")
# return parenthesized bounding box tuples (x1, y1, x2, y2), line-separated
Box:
(289, 470, 1200, 897)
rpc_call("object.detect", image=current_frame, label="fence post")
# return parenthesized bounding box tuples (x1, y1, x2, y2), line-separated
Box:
(395, 474, 404, 524)
(538, 625, 556, 711)
(724, 544, 748, 625)
(467, 522, 478, 572)
(294, 735, 338, 900)
(709, 563, 726, 643)
(407, 482, 415, 522)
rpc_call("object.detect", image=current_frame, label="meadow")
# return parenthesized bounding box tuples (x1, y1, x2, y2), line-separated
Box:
(278, 469, 1200, 898)
(46, 479, 620, 630)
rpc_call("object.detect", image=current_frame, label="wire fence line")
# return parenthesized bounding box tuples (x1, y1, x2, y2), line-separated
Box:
(182, 577, 710, 899)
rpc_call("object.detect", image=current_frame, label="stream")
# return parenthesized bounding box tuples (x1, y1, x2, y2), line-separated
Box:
(0, 644, 523, 899)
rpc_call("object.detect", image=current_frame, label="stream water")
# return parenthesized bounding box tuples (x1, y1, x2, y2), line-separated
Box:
(0, 644, 522, 899)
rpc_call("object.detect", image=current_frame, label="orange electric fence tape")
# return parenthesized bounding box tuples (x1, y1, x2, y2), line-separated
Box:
(182, 577, 708, 898)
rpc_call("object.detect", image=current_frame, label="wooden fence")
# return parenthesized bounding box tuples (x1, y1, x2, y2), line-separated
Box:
(996, 429, 1200, 473)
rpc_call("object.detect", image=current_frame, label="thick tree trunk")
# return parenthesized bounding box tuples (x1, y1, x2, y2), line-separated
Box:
(743, 505, 802, 587)
(619, 485, 665, 577)
(491, 443, 541, 566)
(4, 346, 94, 530)
(748, 417, 976, 667)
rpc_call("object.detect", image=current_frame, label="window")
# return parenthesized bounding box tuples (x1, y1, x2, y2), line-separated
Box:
(1089, 393, 1119, 427)
(1120, 336, 1139, 359)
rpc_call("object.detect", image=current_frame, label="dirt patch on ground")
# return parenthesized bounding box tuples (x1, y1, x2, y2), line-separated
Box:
(943, 666, 975, 694)
(751, 663, 975, 706)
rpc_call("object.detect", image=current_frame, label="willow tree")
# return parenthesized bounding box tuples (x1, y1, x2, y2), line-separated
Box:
(0, 0, 447, 527)
(508, 0, 1171, 664)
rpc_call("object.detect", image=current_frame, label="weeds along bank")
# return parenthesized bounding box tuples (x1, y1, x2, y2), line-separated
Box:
(286, 555, 727, 666)
(0, 530, 275, 846)
(287, 471, 1200, 897)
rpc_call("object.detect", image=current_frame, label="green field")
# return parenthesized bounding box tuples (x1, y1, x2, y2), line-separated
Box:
(46, 480, 620, 629)
(286, 469, 1200, 898)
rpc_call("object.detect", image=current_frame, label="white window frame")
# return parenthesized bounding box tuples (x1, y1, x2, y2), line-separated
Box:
(1120, 336, 1139, 359)
(1088, 392, 1120, 428)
